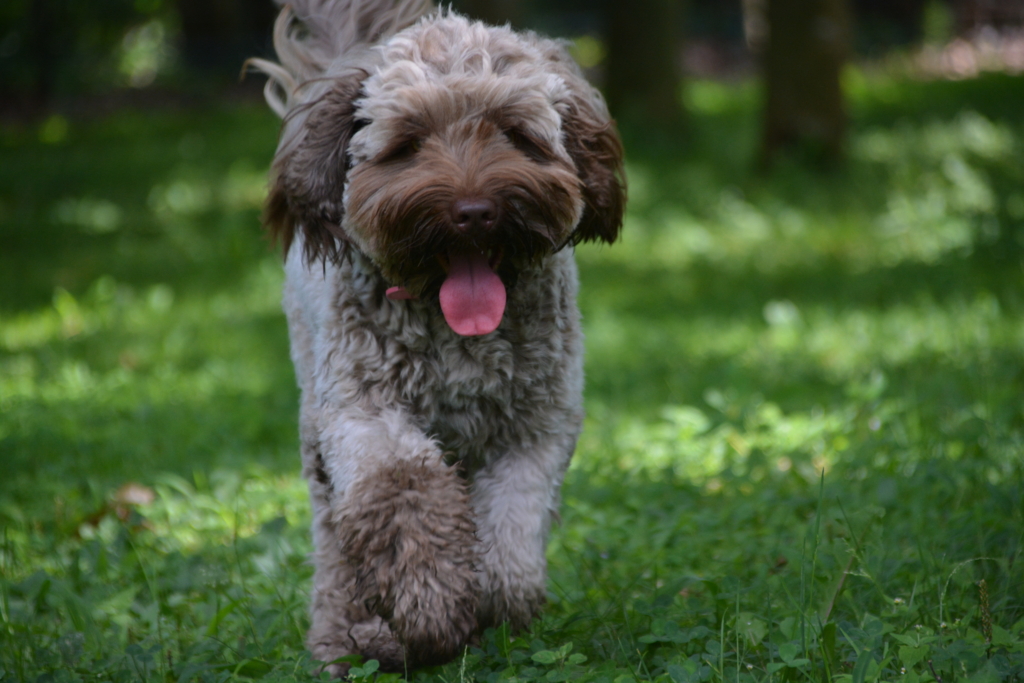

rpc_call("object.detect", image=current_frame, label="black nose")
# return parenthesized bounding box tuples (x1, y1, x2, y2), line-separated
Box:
(453, 198, 499, 231)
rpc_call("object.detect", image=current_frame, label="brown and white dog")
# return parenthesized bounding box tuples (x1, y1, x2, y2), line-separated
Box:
(249, 0, 624, 673)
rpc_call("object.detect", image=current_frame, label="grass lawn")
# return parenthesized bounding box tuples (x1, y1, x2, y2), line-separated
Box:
(1, 71, 1023, 682)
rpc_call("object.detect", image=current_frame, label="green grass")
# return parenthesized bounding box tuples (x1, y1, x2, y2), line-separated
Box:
(2, 72, 1023, 682)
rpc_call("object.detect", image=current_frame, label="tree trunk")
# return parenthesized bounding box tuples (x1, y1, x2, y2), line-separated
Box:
(29, 0, 58, 106)
(177, 0, 276, 74)
(605, 0, 685, 129)
(759, 0, 850, 166)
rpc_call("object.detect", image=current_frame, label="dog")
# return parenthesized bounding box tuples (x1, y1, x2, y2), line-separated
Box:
(248, 0, 625, 673)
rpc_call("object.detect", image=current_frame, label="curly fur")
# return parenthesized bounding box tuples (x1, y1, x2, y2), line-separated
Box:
(249, 0, 625, 674)
(340, 458, 480, 666)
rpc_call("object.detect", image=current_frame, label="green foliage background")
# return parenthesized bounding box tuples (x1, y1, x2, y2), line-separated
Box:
(1, 72, 1023, 681)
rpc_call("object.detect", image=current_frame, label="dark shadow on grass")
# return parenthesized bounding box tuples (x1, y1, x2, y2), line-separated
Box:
(0, 105, 281, 314)
(852, 72, 1024, 127)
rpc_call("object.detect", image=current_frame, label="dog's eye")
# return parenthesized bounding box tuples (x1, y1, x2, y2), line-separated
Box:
(379, 138, 422, 163)
(504, 128, 553, 163)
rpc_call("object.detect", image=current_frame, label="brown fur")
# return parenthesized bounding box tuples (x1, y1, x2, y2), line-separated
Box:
(263, 31, 625, 279)
(307, 576, 406, 673)
(338, 458, 480, 667)
(265, 72, 366, 264)
(563, 104, 627, 245)
(346, 114, 583, 296)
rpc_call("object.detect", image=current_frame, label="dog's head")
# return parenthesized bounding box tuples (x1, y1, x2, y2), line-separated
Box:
(266, 12, 625, 335)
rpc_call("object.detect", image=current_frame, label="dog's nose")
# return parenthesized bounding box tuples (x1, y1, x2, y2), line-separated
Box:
(453, 198, 499, 232)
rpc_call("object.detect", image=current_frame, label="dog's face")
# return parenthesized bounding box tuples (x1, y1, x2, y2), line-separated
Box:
(267, 14, 625, 335)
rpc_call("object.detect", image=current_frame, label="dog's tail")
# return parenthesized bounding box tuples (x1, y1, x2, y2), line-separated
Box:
(247, 0, 432, 118)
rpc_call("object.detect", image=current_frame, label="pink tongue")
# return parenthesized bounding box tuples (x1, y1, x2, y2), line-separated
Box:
(439, 252, 506, 336)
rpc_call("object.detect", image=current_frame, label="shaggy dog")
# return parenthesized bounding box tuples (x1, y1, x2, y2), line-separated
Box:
(249, 0, 625, 673)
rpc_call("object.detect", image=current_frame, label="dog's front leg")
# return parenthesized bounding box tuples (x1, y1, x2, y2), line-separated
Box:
(309, 406, 479, 670)
(470, 429, 579, 631)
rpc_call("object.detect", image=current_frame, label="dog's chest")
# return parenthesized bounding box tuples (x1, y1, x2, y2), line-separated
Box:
(412, 331, 539, 460)
(300, 250, 579, 461)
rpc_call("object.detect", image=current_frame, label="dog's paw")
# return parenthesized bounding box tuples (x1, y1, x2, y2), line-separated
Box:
(389, 581, 478, 666)
(477, 581, 546, 634)
(341, 457, 480, 666)
(307, 611, 405, 677)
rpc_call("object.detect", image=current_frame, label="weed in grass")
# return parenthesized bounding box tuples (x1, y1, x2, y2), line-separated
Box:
(2, 75, 1024, 681)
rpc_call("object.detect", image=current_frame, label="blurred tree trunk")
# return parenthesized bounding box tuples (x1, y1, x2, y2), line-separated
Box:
(605, 0, 685, 129)
(758, 0, 850, 166)
(29, 0, 58, 106)
(177, 0, 276, 74)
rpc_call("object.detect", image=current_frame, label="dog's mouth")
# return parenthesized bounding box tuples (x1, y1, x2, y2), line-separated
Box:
(438, 248, 506, 336)
(386, 248, 507, 336)
(372, 193, 574, 336)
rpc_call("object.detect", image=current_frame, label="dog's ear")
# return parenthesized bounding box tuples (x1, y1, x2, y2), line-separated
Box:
(561, 90, 626, 245)
(265, 72, 366, 265)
